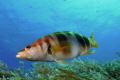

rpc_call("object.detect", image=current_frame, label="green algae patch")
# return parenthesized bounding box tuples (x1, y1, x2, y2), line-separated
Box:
(0, 54, 120, 80)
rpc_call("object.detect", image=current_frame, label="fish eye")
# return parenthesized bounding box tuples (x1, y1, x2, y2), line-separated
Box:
(25, 45, 31, 49)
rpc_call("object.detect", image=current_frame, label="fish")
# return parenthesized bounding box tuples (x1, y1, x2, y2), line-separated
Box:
(16, 31, 98, 64)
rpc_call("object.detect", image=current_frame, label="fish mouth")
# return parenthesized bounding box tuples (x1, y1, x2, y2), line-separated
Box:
(16, 52, 31, 59)
(16, 53, 22, 58)
(16, 54, 20, 58)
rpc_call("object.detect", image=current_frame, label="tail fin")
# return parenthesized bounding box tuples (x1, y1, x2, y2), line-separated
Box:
(90, 33, 98, 48)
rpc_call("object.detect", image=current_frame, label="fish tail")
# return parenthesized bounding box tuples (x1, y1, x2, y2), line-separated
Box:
(90, 33, 98, 48)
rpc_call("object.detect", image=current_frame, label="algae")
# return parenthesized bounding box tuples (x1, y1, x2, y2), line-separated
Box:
(0, 53, 120, 80)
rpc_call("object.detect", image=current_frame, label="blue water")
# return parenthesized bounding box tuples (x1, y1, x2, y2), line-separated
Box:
(0, 0, 120, 68)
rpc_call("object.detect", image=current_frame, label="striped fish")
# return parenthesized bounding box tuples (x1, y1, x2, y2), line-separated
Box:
(16, 31, 98, 64)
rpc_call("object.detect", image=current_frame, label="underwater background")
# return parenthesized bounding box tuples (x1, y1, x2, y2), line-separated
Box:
(0, 0, 120, 80)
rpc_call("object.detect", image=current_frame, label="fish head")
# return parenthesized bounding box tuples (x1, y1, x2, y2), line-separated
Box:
(16, 43, 44, 61)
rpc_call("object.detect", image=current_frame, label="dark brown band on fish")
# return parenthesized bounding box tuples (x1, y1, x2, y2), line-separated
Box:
(54, 33, 68, 44)
(48, 45, 52, 55)
(82, 36, 90, 49)
(74, 33, 86, 48)
(65, 31, 76, 40)
(44, 36, 52, 55)
(62, 32, 72, 56)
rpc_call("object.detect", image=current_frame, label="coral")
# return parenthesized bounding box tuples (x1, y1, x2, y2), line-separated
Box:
(0, 53, 120, 80)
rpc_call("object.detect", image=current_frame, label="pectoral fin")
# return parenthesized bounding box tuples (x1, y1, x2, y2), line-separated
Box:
(55, 59, 72, 64)
(80, 50, 95, 55)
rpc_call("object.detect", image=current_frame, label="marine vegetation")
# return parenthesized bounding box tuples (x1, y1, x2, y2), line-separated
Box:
(0, 53, 120, 80)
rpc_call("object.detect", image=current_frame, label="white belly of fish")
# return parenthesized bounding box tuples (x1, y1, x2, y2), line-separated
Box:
(69, 39, 80, 58)
(53, 39, 81, 60)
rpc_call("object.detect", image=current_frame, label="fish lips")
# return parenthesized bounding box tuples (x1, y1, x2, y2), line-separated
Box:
(16, 52, 32, 59)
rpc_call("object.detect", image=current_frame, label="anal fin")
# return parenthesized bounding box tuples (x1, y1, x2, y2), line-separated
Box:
(55, 59, 72, 64)
(80, 50, 95, 55)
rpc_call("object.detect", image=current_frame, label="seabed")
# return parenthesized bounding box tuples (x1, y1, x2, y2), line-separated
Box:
(0, 53, 120, 80)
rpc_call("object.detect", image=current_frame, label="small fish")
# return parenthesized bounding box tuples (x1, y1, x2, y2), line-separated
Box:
(16, 31, 98, 64)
